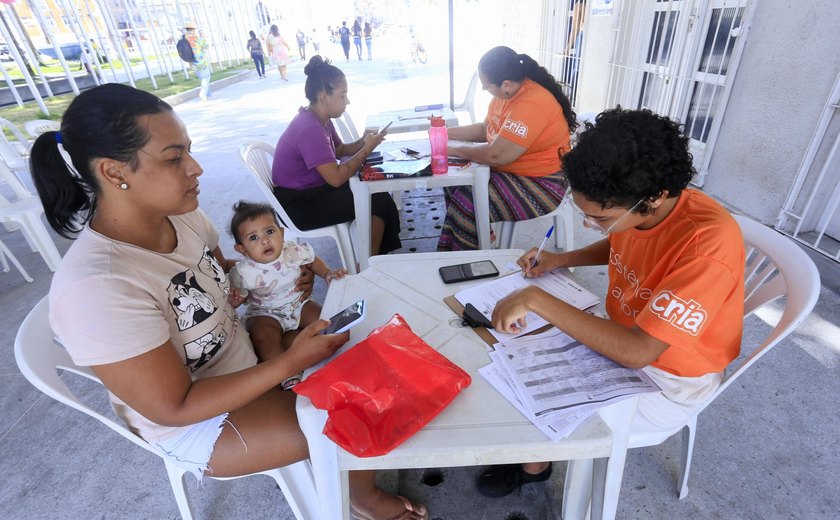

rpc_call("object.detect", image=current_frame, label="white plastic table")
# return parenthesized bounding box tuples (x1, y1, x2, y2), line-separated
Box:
(365, 107, 458, 134)
(296, 250, 619, 520)
(350, 139, 491, 269)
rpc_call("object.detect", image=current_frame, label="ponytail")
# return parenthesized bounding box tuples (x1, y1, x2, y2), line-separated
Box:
(28, 84, 173, 239)
(519, 54, 577, 132)
(478, 46, 578, 132)
(30, 131, 98, 239)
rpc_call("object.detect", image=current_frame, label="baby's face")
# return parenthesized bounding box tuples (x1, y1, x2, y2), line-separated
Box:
(237, 213, 285, 263)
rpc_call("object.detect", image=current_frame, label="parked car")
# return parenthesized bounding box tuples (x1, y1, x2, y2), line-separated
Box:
(38, 43, 83, 61)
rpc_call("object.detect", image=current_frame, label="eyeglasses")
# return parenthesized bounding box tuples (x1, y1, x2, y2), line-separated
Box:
(565, 194, 646, 235)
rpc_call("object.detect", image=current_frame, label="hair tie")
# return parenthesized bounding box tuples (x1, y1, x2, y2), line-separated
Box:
(55, 132, 63, 144)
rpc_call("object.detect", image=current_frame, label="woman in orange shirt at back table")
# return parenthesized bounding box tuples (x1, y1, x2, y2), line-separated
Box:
(440, 45, 577, 251)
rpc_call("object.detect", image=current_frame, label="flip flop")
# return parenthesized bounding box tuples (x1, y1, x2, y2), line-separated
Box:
(350, 495, 428, 520)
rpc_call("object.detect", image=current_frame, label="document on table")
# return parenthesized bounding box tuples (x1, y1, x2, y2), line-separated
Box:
(479, 329, 659, 441)
(454, 269, 599, 341)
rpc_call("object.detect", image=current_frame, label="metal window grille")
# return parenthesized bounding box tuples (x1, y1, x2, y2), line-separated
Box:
(777, 71, 840, 261)
(539, 0, 589, 109)
(605, 0, 753, 185)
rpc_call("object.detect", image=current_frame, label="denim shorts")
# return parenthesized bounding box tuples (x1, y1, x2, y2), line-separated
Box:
(151, 413, 229, 480)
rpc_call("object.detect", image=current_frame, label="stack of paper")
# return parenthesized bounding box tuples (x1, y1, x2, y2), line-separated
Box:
(479, 329, 660, 442)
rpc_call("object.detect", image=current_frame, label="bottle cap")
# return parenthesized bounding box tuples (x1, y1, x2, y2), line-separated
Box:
(429, 115, 445, 127)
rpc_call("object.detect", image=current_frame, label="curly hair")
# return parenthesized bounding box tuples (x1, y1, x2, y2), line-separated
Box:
(230, 200, 281, 245)
(563, 107, 695, 215)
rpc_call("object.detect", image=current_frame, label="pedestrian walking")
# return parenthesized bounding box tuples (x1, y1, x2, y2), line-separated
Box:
(338, 21, 351, 61)
(311, 28, 321, 54)
(364, 22, 373, 60)
(246, 30, 266, 78)
(295, 29, 307, 60)
(352, 20, 363, 60)
(266, 24, 291, 81)
(185, 22, 211, 100)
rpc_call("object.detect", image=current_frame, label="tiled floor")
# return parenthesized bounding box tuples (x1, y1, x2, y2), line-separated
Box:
(2, 54, 840, 520)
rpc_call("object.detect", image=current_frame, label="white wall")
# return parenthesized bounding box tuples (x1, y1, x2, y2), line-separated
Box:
(697, 0, 840, 224)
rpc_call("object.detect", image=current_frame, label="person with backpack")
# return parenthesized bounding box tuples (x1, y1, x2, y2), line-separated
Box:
(246, 30, 265, 78)
(183, 22, 211, 101)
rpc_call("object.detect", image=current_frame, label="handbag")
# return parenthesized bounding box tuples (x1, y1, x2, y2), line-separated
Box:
(294, 314, 471, 457)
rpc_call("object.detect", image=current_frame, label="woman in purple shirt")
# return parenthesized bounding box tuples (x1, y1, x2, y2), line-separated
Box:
(272, 55, 401, 256)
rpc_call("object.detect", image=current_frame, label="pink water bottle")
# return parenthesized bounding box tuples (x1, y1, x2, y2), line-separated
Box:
(428, 115, 448, 174)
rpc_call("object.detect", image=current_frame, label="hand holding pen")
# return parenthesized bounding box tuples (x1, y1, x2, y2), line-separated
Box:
(521, 225, 554, 277)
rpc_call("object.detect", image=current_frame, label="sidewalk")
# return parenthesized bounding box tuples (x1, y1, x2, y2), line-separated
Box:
(1, 49, 838, 519)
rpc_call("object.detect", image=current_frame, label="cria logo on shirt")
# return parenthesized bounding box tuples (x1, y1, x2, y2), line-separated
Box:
(649, 290, 707, 336)
(502, 119, 528, 138)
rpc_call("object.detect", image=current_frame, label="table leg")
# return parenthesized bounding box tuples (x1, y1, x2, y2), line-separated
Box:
(351, 181, 372, 270)
(473, 166, 491, 250)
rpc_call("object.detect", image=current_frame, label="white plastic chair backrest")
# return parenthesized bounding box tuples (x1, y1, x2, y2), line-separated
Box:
(0, 117, 30, 170)
(24, 119, 60, 140)
(237, 140, 304, 234)
(332, 117, 355, 144)
(462, 71, 479, 109)
(0, 161, 34, 199)
(703, 215, 820, 408)
(341, 111, 360, 140)
(14, 297, 158, 456)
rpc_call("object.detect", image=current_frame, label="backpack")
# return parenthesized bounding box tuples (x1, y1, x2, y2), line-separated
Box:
(177, 36, 196, 63)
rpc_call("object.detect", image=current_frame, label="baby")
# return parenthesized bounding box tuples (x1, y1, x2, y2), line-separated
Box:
(228, 201, 347, 387)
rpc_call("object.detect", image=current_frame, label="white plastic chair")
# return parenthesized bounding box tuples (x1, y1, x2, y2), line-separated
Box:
(496, 197, 575, 252)
(24, 119, 60, 140)
(333, 112, 404, 213)
(564, 214, 822, 519)
(14, 297, 320, 520)
(0, 117, 31, 179)
(238, 140, 358, 274)
(0, 163, 62, 271)
(451, 70, 479, 124)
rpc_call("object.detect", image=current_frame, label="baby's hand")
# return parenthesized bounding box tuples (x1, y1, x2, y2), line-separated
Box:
(324, 268, 348, 283)
(227, 287, 246, 308)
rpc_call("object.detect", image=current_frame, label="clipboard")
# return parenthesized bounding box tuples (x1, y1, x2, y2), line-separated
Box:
(444, 294, 498, 346)
(443, 291, 557, 347)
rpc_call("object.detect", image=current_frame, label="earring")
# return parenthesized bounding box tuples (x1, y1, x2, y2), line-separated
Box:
(118, 182, 128, 190)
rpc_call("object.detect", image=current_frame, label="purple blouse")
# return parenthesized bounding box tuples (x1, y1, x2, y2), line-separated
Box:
(272, 107, 342, 190)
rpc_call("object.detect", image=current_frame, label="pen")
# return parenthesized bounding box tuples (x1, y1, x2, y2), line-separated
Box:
(529, 225, 555, 270)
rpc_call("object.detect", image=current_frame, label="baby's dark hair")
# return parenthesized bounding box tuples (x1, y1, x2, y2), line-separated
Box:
(230, 200, 281, 244)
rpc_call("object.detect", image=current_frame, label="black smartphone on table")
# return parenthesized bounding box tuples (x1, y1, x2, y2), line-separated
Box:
(439, 260, 500, 284)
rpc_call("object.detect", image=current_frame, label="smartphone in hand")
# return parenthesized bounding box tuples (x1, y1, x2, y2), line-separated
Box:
(323, 299, 366, 334)
(378, 120, 394, 134)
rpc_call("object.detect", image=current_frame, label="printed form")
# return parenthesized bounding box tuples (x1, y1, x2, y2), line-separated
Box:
(455, 269, 600, 341)
(480, 329, 660, 441)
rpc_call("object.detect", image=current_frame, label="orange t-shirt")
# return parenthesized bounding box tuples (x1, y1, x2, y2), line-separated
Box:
(484, 79, 570, 177)
(606, 190, 745, 377)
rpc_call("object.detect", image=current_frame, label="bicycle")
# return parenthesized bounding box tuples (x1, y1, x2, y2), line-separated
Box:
(410, 36, 427, 64)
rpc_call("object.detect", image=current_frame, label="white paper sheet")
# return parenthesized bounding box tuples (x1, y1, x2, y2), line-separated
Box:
(455, 269, 600, 341)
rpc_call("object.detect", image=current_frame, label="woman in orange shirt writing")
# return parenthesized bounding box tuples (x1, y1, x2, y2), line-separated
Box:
(440, 46, 577, 251)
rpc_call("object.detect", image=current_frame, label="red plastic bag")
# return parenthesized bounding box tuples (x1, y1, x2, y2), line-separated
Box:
(294, 314, 471, 457)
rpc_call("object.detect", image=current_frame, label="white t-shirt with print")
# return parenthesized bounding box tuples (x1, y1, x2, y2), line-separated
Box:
(49, 209, 257, 443)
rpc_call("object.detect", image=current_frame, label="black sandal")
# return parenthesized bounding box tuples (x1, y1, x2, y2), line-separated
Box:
(476, 463, 553, 498)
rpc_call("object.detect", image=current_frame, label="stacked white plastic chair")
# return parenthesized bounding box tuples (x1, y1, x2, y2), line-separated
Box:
(563, 214, 822, 520)
(0, 117, 31, 186)
(0, 162, 62, 273)
(24, 119, 60, 140)
(238, 140, 358, 273)
(15, 297, 320, 520)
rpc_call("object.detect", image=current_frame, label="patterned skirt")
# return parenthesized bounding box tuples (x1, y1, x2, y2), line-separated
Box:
(436, 171, 568, 251)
